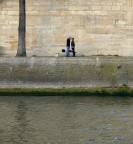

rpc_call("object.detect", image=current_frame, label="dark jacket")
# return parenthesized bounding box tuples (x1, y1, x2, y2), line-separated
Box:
(66, 38, 71, 46)
(71, 40, 75, 48)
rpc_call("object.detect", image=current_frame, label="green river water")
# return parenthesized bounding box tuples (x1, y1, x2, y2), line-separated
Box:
(0, 96, 133, 144)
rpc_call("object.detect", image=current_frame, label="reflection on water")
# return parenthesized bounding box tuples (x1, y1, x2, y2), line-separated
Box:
(0, 96, 133, 144)
(12, 100, 28, 144)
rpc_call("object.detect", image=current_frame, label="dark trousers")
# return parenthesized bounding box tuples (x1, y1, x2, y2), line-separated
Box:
(72, 48, 76, 57)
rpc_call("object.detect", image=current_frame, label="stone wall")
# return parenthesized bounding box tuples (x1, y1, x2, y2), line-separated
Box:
(0, 0, 133, 56)
(0, 57, 133, 89)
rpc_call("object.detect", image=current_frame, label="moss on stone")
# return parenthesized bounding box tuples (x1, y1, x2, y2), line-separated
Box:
(0, 88, 133, 96)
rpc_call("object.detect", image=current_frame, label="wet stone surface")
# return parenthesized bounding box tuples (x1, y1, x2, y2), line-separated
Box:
(0, 96, 133, 144)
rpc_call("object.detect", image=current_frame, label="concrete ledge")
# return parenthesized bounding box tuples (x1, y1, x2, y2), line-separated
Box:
(0, 56, 133, 89)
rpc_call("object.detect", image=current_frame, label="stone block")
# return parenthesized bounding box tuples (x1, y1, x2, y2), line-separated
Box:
(91, 6, 102, 11)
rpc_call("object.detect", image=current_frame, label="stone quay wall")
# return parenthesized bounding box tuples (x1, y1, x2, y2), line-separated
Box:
(0, 0, 133, 56)
(0, 57, 133, 89)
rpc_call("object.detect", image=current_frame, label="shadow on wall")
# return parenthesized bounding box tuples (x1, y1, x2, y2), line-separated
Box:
(0, 46, 6, 56)
(0, 0, 6, 3)
(0, 0, 7, 56)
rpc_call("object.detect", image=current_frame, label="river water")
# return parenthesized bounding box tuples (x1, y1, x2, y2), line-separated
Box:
(0, 96, 133, 144)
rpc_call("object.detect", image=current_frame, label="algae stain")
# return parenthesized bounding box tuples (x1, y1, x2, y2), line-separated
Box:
(101, 65, 117, 85)
(102, 65, 116, 76)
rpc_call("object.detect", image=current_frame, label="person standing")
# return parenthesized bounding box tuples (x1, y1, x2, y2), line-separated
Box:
(66, 37, 71, 57)
(71, 38, 76, 57)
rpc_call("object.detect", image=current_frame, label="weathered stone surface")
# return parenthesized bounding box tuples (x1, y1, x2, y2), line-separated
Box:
(0, 0, 133, 56)
(0, 57, 133, 89)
